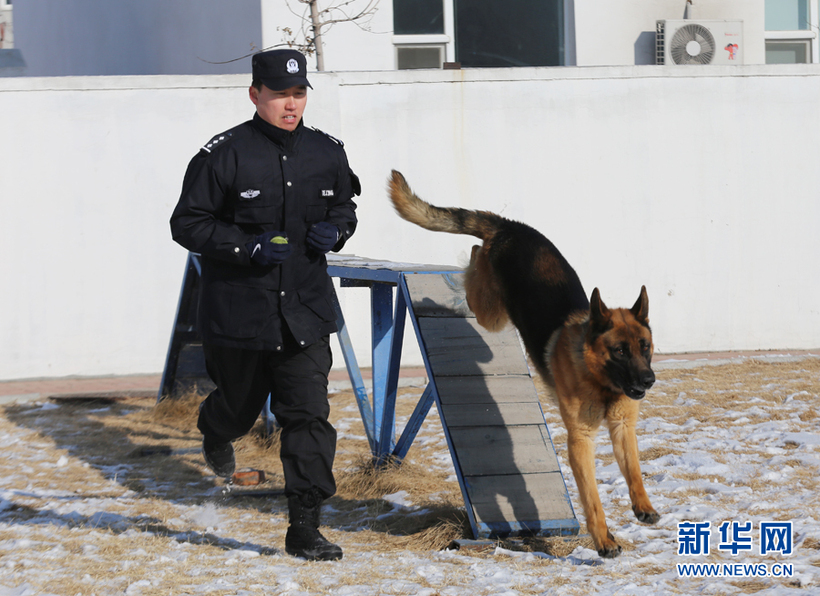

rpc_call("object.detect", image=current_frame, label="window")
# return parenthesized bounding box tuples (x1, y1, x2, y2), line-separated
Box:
(393, 0, 447, 69)
(765, 0, 810, 30)
(764, 0, 818, 63)
(454, 0, 563, 67)
(394, 0, 443, 34)
(392, 0, 565, 70)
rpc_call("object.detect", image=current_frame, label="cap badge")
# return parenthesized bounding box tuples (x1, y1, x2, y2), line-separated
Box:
(286, 59, 299, 74)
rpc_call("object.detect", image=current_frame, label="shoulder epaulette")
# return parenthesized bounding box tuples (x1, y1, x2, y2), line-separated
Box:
(311, 127, 344, 147)
(200, 131, 234, 154)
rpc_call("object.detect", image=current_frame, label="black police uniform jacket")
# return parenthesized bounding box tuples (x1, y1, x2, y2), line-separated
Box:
(170, 114, 359, 351)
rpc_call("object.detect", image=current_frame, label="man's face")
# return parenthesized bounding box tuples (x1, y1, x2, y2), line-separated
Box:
(249, 84, 308, 131)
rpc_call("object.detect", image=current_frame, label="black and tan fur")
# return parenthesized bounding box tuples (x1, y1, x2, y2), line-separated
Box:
(388, 170, 658, 558)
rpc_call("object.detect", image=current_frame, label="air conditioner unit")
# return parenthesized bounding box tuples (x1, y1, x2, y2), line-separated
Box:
(656, 20, 743, 65)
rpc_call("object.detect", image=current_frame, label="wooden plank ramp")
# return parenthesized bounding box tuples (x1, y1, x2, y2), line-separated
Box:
(404, 272, 579, 539)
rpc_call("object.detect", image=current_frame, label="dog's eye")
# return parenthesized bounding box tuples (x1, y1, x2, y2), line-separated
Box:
(612, 345, 626, 358)
(640, 340, 650, 353)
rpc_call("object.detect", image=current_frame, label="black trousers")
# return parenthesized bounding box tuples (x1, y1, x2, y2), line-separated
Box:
(198, 335, 336, 499)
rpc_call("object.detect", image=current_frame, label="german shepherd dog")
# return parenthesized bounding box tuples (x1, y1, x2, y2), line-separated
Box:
(388, 170, 658, 558)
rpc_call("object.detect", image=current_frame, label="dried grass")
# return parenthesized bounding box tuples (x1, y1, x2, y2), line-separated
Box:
(628, 357, 820, 426)
(728, 579, 773, 593)
(336, 455, 455, 503)
(498, 535, 596, 558)
(0, 357, 818, 594)
(641, 445, 680, 460)
(383, 509, 470, 551)
(129, 387, 468, 552)
(332, 455, 469, 550)
(151, 387, 203, 422)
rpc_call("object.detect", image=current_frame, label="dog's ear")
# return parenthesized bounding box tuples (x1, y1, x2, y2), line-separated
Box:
(589, 287, 612, 334)
(630, 285, 650, 325)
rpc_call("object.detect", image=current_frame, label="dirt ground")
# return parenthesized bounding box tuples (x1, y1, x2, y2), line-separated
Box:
(0, 356, 818, 594)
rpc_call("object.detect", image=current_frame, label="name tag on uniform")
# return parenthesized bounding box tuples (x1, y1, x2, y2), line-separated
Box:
(322, 190, 334, 197)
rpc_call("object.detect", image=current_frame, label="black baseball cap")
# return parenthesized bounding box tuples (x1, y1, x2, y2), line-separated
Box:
(252, 49, 312, 91)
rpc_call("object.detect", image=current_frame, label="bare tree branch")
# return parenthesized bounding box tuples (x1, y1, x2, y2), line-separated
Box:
(200, 0, 379, 70)
(281, 0, 380, 70)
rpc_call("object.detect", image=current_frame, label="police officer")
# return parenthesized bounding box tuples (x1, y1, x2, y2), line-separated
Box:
(170, 49, 359, 561)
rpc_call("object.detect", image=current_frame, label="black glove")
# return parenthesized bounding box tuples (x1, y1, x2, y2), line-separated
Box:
(246, 231, 292, 266)
(306, 222, 340, 254)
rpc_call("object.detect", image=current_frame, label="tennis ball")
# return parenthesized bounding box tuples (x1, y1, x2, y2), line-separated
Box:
(270, 236, 288, 244)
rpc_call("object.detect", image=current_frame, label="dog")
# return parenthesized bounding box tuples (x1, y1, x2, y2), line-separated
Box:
(387, 170, 658, 558)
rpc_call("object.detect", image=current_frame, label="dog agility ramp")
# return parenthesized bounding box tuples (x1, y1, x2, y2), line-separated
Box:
(163, 254, 579, 538)
(403, 273, 579, 538)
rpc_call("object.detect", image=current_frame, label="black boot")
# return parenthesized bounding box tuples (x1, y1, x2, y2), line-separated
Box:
(285, 489, 342, 561)
(202, 438, 235, 478)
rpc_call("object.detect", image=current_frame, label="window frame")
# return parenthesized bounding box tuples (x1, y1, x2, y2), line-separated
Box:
(765, 38, 812, 63)
(394, 43, 446, 70)
(764, 0, 820, 63)
(392, 0, 455, 66)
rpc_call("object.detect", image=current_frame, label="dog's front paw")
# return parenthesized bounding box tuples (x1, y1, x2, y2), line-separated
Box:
(597, 543, 623, 559)
(596, 531, 623, 558)
(634, 506, 660, 525)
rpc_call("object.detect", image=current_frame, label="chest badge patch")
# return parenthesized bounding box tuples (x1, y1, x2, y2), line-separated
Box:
(322, 190, 334, 197)
(240, 189, 261, 199)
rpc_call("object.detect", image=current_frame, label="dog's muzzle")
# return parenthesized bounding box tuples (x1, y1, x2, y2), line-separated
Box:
(625, 370, 655, 400)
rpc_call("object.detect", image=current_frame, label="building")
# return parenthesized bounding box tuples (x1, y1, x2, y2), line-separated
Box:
(0, 0, 25, 76)
(3, 2, 820, 379)
(0, 0, 11, 50)
(7, 0, 820, 77)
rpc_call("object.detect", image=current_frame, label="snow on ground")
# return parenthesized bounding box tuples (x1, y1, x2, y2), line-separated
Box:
(0, 357, 819, 595)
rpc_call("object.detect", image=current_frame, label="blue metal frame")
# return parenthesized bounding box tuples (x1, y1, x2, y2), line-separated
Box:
(329, 288, 376, 451)
(158, 253, 202, 402)
(328, 264, 455, 464)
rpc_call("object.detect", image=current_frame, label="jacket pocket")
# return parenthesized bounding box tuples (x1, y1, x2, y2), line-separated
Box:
(297, 288, 336, 323)
(206, 281, 270, 338)
(235, 204, 280, 224)
(305, 202, 327, 224)
(305, 185, 333, 223)
(233, 182, 282, 224)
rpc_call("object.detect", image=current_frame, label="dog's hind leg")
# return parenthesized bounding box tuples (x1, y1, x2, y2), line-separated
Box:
(464, 244, 509, 331)
(607, 397, 660, 525)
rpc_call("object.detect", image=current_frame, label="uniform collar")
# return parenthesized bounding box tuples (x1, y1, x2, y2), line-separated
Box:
(252, 113, 303, 151)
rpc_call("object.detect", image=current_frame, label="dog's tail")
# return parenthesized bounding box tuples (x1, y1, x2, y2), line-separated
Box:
(388, 170, 503, 241)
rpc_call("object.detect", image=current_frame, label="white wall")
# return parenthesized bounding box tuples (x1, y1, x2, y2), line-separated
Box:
(574, 0, 765, 66)
(1, 65, 819, 380)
